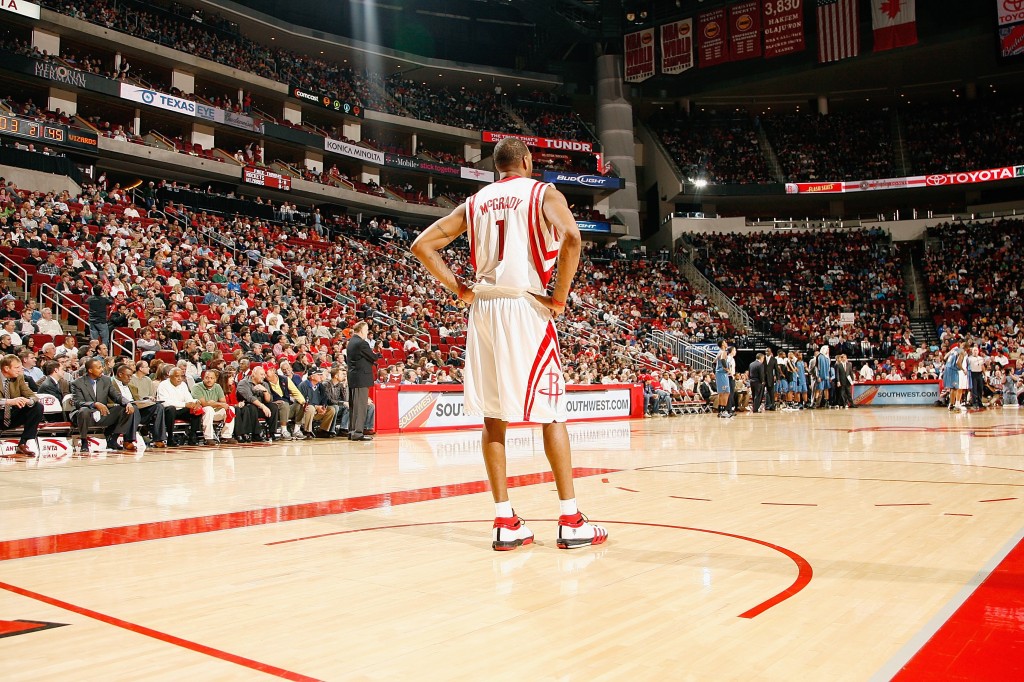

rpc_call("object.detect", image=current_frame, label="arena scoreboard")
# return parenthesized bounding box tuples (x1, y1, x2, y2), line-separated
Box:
(0, 113, 98, 152)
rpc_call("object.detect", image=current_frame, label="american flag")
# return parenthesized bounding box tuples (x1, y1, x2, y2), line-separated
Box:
(817, 0, 860, 63)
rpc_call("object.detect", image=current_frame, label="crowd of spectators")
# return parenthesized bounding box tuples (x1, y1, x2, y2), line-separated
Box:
(760, 110, 896, 182)
(514, 93, 596, 142)
(0, 174, 680, 401)
(686, 228, 911, 357)
(651, 110, 774, 185)
(923, 219, 1024, 355)
(901, 97, 1024, 175)
(384, 77, 517, 131)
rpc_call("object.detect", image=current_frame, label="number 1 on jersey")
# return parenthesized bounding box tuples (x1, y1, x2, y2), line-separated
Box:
(496, 218, 506, 262)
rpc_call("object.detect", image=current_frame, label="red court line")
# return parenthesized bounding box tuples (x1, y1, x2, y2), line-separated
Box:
(979, 497, 1018, 503)
(616, 487, 640, 493)
(943, 513, 973, 517)
(0, 580, 321, 681)
(0, 468, 618, 562)
(894, 535, 1024, 680)
(267, 519, 812, 619)
(669, 496, 712, 502)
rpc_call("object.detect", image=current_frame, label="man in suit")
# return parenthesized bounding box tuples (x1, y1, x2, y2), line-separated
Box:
(835, 353, 855, 408)
(764, 348, 779, 410)
(0, 354, 44, 458)
(36, 360, 66, 401)
(113, 362, 170, 448)
(345, 321, 380, 441)
(70, 357, 138, 454)
(321, 365, 349, 435)
(36, 360, 69, 424)
(235, 365, 280, 442)
(749, 352, 766, 413)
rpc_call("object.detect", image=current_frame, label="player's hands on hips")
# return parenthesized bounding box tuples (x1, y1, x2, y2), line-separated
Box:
(530, 294, 566, 318)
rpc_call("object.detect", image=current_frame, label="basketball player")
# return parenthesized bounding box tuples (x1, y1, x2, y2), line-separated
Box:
(411, 137, 608, 551)
(714, 340, 733, 418)
(813, 345, 831, 408)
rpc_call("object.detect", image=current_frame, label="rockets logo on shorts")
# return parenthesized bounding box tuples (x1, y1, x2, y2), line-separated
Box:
(524, 322, 564, 421)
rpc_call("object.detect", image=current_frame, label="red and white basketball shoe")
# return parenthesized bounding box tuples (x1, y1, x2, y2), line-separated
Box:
(492, 515, 535, 551)
(556, 512, 609, 549)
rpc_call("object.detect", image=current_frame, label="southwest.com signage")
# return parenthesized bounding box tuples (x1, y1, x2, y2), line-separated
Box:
(853, 381, 940, 406)
(377, 385, 638, 432)
(119, 83, 196, 116)
(290, 86, 364, 118)
(785, 164, 1024, 195)
(0, 0, 40, 20)
(543, 171, 625, 190)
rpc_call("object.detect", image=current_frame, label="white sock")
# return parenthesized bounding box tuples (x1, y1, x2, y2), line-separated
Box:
(495, 501, 513, 518)
(559, 498, 578, 516)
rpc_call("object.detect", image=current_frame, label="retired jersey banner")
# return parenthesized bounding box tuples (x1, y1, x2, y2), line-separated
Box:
(698, 8, 731, 67)
(998, 0, 1024, 26)
(624, 28, 656, 82)
(871, 0, 917, 51)
(729, 2, 763, 60)
(661, 18, 695, 75)
(763, 0, 806, 58)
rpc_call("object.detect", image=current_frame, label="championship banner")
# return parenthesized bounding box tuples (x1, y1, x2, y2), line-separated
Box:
(481, 131, 596, 153)
(853, 381, 940, 406)
(660, 19, 695, 75)
(698, 8, 730, 67)
(0, 0, 40, 19)
(763, 0, 806, 58)
(242, 166, 292, 191)
(998, 0, 1024, 26)
(624, 28, 656, 82)
(729, 1, 763, 60)
(324, 137, 385, 164)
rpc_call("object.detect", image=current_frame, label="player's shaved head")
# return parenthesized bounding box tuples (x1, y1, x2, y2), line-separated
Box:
(493, 138, 530, 171)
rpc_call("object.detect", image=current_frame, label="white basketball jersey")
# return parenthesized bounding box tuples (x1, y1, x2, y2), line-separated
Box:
(466, 177, 559, 292)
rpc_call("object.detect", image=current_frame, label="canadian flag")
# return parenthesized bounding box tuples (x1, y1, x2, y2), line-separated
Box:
(872, 0, 917, 51)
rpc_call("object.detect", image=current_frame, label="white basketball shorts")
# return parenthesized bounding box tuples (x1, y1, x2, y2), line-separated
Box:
(464, 290, 568, 424)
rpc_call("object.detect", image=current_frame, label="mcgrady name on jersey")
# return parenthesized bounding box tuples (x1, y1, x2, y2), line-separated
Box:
(477, 196, 524, 213)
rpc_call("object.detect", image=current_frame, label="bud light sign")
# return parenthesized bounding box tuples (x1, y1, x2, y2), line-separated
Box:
(543, 171, 624, 189)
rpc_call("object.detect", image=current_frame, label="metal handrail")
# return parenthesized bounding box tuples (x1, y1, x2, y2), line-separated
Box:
(0, 251, 29, 297)
(649, 329, 715, 373)
(675, 250, 754, 333)
(39, 284, 135, 359)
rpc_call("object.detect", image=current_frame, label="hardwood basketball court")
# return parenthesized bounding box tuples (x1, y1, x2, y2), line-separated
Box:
(1, 407, 1022, 680)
